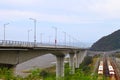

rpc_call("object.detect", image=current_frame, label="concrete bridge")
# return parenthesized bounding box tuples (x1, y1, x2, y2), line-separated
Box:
(0, 40, 87, 77)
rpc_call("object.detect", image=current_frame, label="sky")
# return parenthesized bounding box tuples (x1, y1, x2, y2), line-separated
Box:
(0, 0, 120, 46)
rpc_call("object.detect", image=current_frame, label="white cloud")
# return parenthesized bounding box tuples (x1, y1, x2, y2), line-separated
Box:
(0, 10, 37, 19)
(89, 0, 120, 18)
(1, 0, 120, 24)
(0, 0, 37, 6)
(0, 9, 103, 24)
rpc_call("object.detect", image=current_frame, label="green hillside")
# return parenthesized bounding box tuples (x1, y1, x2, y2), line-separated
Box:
(90, 29, 120, 51)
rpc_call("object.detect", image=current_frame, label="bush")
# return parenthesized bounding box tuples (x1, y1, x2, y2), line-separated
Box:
(0, 67, 15, 79)
(79, 56, 93, 74)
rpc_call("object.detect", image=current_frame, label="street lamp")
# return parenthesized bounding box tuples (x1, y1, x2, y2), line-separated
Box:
(48, 36, 51, 44)
(29, 18, 37, 46)
(40, 33, 43, 44)
(28, 29, 32, 42)
(68, 34, 71, 46)
(52, 27, 57, 46)
(4, 23, 9, 40)
(63, 31, 66, 46)
(72, 37, 77, 47)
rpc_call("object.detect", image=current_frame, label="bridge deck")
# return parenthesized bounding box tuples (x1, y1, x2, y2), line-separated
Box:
(0, 40, 85, 50)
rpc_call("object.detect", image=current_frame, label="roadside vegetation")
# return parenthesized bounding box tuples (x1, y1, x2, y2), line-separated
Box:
(0, 55, 105, 80)
(112, 52, 120, 58)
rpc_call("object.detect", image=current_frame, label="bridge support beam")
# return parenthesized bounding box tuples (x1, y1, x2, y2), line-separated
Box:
(69, 53, 75, 74)
(56, 55, 65, 78)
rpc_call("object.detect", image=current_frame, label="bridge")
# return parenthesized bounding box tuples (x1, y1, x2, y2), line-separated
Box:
(0, 40, 87, 77)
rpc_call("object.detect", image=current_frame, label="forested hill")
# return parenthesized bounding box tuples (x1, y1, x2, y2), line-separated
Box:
(90, 29, 120, 51)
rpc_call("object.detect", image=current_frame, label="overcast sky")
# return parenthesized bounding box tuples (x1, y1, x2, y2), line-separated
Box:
(0, 0, 120, 45)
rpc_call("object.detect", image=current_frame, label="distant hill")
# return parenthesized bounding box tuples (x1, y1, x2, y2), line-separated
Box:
(90, 29, 120, 51)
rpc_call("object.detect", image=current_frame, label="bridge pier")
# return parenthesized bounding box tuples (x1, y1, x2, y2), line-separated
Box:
(79, 50, 87, 65)
(69, 53, 75, 74)
(81, 50, 87, 62)
(75, 50, 87, 68)
(75, 51, 80, 68)
(56, 55, 65, 77)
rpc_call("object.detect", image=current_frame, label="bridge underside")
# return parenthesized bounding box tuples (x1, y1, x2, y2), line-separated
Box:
(0, 48, 87, 77)
(0, 63, 14, 68)
(0, 50, 48, 65)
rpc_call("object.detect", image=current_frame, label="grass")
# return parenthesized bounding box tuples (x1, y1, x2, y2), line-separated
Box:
(0, 55, 109, 80)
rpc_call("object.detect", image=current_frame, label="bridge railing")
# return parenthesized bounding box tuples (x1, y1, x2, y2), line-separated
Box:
(0, 40, 34, 47)
(0, 40, 77, 49)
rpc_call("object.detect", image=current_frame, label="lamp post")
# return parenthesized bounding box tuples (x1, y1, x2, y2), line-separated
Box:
(40, 33, 43, 44)
(4, 23, 9, 41)
(68, 35, 71, 46)
(49, 36, 51, 44)
(28, 29, 32, 42)
(63, 31, 66, 46)
(29, 18, 37, 46)
(52, 27, 57, 46)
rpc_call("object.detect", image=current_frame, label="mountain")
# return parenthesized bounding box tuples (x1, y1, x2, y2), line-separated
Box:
(90, 29, 120, 51)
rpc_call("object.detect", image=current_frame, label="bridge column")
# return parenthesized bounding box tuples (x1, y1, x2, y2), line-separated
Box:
(79, 50, 87, 65)
(75, 51, 79, 68)
(69, 53, 75, 74)
(79, 52, 83, 65)
(56, 55, 65, 78)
